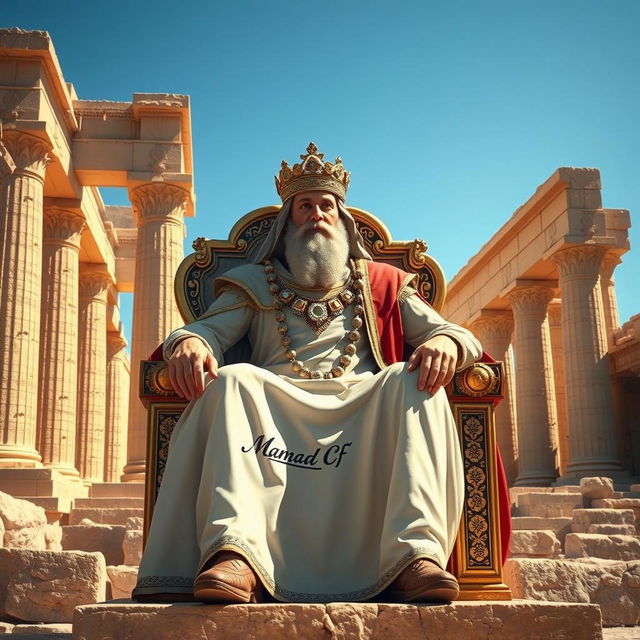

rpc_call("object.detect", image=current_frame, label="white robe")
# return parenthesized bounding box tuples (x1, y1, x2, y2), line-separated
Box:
(134, 261, 482, 602)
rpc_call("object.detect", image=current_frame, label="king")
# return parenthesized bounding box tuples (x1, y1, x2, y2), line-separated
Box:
(133, 143, 484, 604)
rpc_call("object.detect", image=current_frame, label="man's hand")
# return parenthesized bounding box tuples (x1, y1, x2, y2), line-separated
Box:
(407, 335, 459, 394)
(168, 337, 218, 401)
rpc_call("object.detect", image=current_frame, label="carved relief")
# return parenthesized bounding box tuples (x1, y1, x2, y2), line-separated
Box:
(507, 286, 554, 316)
(130, 183, 189, 223)
(471, 313, 513, 341)
(148, 144, 171, 176)
(42, 209, 85, 247)
(551, 245, 606, 279)
(0, 90, 23, 124)
(78, 268, 111, 300)
(1, 131, 53, 178)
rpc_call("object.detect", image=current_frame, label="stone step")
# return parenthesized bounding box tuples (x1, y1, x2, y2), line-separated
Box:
(0, 468, 88, 501)
(565, 533, 640, 561)
(89, 482, 145, 498)
(588, 524, 637, 535)
(61, 524, 125, 566)
(509, 530, 561, 558)
(572, 508, 636, 532)
(517, 502, 582, 518)
(505, 557, 640, 627)
(517, 492, 585, 507)
(72, 601, 603, 639)
(68, 507, 143, 526)
(74, 497, 144, 509)
(0, 622, 72, 637)
(21, 496, 73, 524)
(511, 516, 572, 534)
(592, 498, 640, 511)
(508, 486, 582, 506)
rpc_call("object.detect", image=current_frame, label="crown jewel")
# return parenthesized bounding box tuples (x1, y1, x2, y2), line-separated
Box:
(275, 142, 350, 202)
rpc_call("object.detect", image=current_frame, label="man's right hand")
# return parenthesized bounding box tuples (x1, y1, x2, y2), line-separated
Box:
(168, 337, 218, 401)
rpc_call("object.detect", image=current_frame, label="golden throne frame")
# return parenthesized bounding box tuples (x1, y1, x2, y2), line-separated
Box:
(140, 205, 511, 601)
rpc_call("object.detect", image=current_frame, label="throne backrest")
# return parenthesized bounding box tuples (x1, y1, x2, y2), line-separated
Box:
(173, 205, 446, 324)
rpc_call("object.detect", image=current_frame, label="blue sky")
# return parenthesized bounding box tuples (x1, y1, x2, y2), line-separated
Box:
(5, 1, 639, 346)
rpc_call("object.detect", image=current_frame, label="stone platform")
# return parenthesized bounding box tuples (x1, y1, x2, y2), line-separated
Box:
(72, 600, 603, 639)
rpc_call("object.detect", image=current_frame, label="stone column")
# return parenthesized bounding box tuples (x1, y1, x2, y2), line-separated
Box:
(0, 132, 52, 467)
(104, 333, 130, 483)
(123, 183, 188, 482)
(600, 252, 621, 349)
(547, 302, 569, 475)
(76, 266, 111, 482)
(37, 208, 86, 477)
(508, 286, 559, 486)
(551, 246, 623, 477)
(470, 311, 518, 484)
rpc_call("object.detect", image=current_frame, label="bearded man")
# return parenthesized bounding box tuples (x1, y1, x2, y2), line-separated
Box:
(133, 143, 483, 605)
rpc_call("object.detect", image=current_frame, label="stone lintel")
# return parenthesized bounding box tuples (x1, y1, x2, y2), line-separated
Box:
(72, 601, 603, 639)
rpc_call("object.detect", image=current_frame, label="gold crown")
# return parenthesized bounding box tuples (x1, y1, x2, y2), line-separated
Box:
(275, 142, 350, 202)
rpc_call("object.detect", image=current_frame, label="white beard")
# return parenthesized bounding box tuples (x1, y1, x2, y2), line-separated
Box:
(284, 218, 350, 288)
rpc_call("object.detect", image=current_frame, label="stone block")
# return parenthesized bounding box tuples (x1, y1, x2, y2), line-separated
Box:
(107, 565, 138, 599)
(581, 477, 616, 500)
(0, 548, 106, 622)
(565, 533, 640, 561)
(509, 530, 561, 557)
(125, 516, 143, 531)
(0, 491, 46, 550)
(73, 497, 144, 509)
(573, 509, 635, 533)
(511, 517, 572, 543)
(588, 524, 637, 536)
(504, 557, 640, 626)
(518, 503, 579, 518)
(0, 469, 87, 501)
(123, 529, 142, 566)
(68, 507, 143, 526)
(11, 622, 72, 635)
(89, 483, 144, 498)
(72, 601, 603, 640)
(45, 524, 62, 551)
(62, 524, 125, 566)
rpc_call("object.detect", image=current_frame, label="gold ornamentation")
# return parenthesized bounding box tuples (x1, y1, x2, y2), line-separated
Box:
(275, 142, 350, 202)
(460, 363, 499, 397)
(409, 238, 429, 268)
(193, 237, 210, 267)
(144, 363, 174, 396)
(265, 259, 362, 378)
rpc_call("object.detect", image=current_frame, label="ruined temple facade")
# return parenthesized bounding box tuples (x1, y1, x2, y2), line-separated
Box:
(443, 169, 640, 486)
(0, 28, 637, 496)
(0, 28, 194, 495)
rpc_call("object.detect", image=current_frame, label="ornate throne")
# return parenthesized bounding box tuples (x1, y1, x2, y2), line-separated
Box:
(139, 205, 511, 600)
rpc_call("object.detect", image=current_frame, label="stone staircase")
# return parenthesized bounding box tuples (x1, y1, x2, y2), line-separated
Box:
(506, 477, 640, 628)
(2, 474, 640, 637)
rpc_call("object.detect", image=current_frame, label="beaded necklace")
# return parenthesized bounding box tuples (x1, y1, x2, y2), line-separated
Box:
(264, 259, 364, 379)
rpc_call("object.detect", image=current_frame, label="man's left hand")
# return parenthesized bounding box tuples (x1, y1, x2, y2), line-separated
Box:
(407, 335, 459, 394)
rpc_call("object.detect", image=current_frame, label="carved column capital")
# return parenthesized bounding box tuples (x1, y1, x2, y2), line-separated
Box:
(129, 183, 189, 225)
(78, 266, 111, 301)
(471, 312, 514, 341)
(43, 208, 85, 249)
(1, 131, 53, 180)
(600, 251, 622, 281)
(107, 332, 128, 359)
(507, 286, 555, 317)
(551, 245, 606, 279)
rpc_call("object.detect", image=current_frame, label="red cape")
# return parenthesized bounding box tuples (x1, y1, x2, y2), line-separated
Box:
(365, 260, 511, 566)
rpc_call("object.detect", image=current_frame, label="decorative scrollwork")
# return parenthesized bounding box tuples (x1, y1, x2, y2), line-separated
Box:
(155, 413, 179, 495)
(460, 411, 492, 567)
(409, 238, 429, 268)
(193, 237, 210, 267)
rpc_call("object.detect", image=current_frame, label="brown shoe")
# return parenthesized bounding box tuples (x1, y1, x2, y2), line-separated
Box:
(193, 551, 264, 604)
(386, 558, 459, 603)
